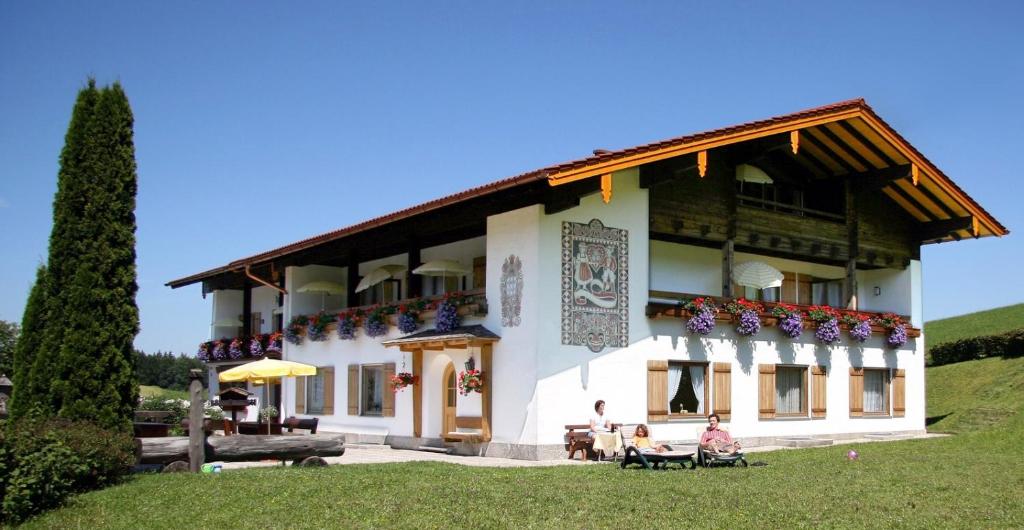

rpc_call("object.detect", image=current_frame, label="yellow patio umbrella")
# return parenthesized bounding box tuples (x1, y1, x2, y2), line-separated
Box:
(219, 358, 317, 434)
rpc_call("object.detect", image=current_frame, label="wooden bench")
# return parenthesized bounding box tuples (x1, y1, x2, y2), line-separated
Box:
(443, 416, 485, 443)
(566, 423, 626, 460)
(284, 416, 319, 434)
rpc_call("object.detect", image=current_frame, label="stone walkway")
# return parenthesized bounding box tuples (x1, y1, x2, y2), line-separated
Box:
(218, 432, 946, 471)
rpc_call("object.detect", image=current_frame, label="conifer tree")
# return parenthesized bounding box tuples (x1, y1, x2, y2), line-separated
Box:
(33, 80, 140, 430)
(9, 265, 48, 420)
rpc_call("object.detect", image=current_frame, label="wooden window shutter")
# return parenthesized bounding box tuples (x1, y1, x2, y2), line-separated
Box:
(893, 369, 906, 417)
(295, 376, 306, 414)
(321, 367, 335, 415)
(647, 360, 669, 422)
(797, 275, 812, 305)
(347, 364, 359, 415)
(758, 364, 776, 420)
(781, 272, 797, 304)
(849, 367, 864, 417)
(712, 362, 732, 420)
(383, 363, 396, 417)
(811, 365, 827, 418)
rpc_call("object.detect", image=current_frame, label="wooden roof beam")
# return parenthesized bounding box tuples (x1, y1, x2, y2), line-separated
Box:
(917, 216, 973, 241)
(854, 164, 913, 190)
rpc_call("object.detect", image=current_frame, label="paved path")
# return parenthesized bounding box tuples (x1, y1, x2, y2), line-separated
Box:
(218, 432, 946, 471)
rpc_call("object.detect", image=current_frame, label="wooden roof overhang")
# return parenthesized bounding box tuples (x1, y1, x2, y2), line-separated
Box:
(545, 99, 1008, 244)
(167, 99, 1006, 292)
(381, 325, 500, 352)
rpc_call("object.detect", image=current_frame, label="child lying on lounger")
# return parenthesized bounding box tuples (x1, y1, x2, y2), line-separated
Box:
(633, 424, 668, 453)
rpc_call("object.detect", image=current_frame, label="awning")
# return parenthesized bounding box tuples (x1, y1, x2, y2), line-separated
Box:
(381, 325, 500, 351)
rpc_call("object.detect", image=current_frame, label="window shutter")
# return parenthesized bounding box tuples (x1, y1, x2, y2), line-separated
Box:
(892, 369, 906, 417)
(849, 367, 864, 417)
(781, 272, 797, 304)
(797, 275, 812, 305)
(295, 376, 306, 414)
(383, 362, 396, 417)
(811, 365, 827, 418)
(647, 360, 669, 422)
(758, 364, 776, 420)
(712, 362, 732, 420)
(321, 367, 335, 415)
(347, 364, 359, 415)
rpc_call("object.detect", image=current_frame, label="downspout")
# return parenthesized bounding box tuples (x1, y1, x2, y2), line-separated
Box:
(244, 264, 287, 295)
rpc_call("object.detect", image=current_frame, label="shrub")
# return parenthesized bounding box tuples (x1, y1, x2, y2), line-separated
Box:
(929, 329, 1024, 366)
(0, 418, 134, 523)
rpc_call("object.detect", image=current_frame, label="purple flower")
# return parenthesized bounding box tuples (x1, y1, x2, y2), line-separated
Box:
(308, 326, 327, 342)
(212, 341, 226, 360)
(249, 338, 264, 357)
(337, 316, 356, 340)
(849, 320, 872, 343)
(887, 324, 907, 348)
(815, 318, 841, 345)
(228, 340, 244, 359)
(284, 327, 302, 345)
(365, 315, 387, 337)
(735, 309, 761, 336)
(687, 307, 716, 335)
(196, 343, 210, 362)
(779, 314, 803, 339)
(398, 312, 419, 334)
(435, 300, 461, 333)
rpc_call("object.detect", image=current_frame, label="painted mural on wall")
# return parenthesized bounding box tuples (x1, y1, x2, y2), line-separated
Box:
(561, 219, 629, 352)
(501, 254, 523, 328)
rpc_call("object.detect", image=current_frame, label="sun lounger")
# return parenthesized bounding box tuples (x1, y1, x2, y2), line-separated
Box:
(697, 446, 748, 467)
(621, 446, 696, 470)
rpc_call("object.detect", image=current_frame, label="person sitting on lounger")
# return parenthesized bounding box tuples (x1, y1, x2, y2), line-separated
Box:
(633, 424, 668, 453)
(588, 399, 611, 436)
(699, 413, 741, 454)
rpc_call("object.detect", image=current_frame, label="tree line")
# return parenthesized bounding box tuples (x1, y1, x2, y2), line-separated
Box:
(134, 350, 204, 391)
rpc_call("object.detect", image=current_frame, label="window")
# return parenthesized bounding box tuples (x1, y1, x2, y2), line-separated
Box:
(429, 276, 460, 296)
(775, 366, 807, 416)
(359, 279, 401, 306)
(812, 279, 843, 307)
(668, 362, 709, 416)
(864, 369, 890, 415)
(305, 369, 326, 414)
(361, 365, 385, 416)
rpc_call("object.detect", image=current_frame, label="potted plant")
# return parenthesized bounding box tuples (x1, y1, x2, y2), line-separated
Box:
(771, 303, 804, 339)
(807, 305, 841, 345)
(875, 313, 908, 348)
(390, 372, 419, 392)
(683, 297, 718, 335)
(725, 298, 763, 336)
(457, 369, 483, 395)
(841, 312, 872, 343)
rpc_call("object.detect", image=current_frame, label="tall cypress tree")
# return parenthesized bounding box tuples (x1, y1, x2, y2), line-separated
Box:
(9, 265, 48, 420)
(32, 80, 140, 430)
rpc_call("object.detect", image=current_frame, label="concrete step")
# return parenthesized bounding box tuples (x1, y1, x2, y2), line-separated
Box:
(416, 445, 452, 454)
(778, 437, 834, 448)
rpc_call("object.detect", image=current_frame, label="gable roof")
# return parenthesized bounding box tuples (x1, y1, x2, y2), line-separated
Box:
(168, 98, 1006, 289)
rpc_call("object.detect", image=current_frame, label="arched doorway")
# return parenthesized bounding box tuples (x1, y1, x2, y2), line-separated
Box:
(441, 362, 456, 435)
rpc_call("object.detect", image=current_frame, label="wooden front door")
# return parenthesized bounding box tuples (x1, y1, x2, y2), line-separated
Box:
(441, 363, 456, 435)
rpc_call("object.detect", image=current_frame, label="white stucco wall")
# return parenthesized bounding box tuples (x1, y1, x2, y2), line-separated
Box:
(210, 289, 243, 340)
(649, 241, 720, 295)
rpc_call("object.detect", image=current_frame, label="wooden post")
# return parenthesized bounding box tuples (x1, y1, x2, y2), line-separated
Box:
(242, 280, 252, 337)
(347, 256, 359, 307)
(407, 245, 422, 298)
(188, 369, 206, 473)
(412, 348, 423, 438)
(722, 239, 734, 297)
(844, 179, 859, 309)
(480, 343, 492, 442)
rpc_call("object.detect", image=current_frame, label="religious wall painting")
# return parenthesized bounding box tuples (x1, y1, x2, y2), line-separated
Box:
(561, 219, 629, 353)
(501, 254, 523, 328)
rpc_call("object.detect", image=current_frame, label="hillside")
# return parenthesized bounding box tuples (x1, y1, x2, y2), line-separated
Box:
(924, 303, 1024, 350)
(926, 356, 1024, 433)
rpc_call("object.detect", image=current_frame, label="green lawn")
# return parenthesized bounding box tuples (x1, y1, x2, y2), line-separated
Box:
(925, 303, 1024, 351)
(23, 359, 1024, 528)
(138, 385, 189, 401)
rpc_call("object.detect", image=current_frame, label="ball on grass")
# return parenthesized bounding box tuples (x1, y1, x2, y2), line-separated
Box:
(847, 450, 859, 461)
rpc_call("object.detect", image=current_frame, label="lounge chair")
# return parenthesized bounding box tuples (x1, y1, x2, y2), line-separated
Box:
(618, 424, 695, 470)
(695, 426, 748, 468)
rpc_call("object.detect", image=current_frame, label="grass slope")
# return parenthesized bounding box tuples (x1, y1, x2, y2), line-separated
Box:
(925, 303, 1024, 350)
(138, 386, 191, 401)
(25, 359, 1024, 529)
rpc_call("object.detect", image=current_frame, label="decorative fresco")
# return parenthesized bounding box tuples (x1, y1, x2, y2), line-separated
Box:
(561, 219, 629, 352)
(501, 254, 523, 328)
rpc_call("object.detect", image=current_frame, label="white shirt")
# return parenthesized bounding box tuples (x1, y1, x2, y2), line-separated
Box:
(590, 412, 609, 432)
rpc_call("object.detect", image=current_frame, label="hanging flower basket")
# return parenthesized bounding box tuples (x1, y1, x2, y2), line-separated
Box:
(249, 335, 264, 357)
(841, 313, 872, 343)
(211, 340, 227, 360)
(875, 313, 908, 348)
(336, 311, 358, 340)
(725, 298, 763, 336)
(390, 372, 419, 393)
(807, 305, 842, 345)
(771, 304, 804, 339)
(458, 369, 483, 395)
(683, 297, 718, 335)
(434, 293, 464, 333)
(397, 300, 427, 334)
(365, 306, 389, 337)
(267, 332, 283, 352)
(196, 342, 210, 362)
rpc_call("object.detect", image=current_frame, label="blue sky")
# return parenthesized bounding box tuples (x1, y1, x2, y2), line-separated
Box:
(1, 1, 1021, 355)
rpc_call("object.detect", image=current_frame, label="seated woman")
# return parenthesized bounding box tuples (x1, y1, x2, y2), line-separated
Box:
(633, 424, 668, 453)
(588, 399, 611, 436)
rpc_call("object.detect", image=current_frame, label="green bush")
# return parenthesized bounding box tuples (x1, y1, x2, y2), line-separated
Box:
(0, 418, 135, 524)
(929, 328, 1024, 366)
